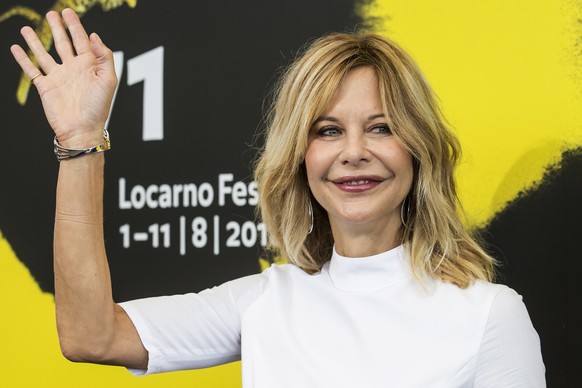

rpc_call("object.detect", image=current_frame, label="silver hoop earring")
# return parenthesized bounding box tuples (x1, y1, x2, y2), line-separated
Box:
(308, 201, 314, 234)
(400, 197, 411, 229)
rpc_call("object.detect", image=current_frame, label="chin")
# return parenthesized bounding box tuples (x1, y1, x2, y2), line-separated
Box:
(336, 211, 379, 225)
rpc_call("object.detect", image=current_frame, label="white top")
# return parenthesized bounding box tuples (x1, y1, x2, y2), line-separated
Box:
(119, 246, 545, 387)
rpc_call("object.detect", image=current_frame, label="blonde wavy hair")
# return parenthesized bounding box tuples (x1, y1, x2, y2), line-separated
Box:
(254, 32, 496, 288)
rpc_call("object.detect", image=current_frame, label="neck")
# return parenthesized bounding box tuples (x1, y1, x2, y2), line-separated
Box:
(330, 218, 403, 258)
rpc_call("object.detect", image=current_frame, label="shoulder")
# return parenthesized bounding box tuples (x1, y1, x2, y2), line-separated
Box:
(426, 279, 516, 319)
(425, 281, 536, 341)
(478, 282, 528, 319)
(460, 281, 532, 326)
(474, 281, 538, 340)
(256, 262, 320, 288)
(436, 279, 524, 312)
(224, 263, 311, 301)
(451, 279, 514, 300)
(260, 262, 315, 280)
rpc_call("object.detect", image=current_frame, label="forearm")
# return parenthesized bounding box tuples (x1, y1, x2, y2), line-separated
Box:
(53, 152, 116, 360)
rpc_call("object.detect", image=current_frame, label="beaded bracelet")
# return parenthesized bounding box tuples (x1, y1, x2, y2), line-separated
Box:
(53, 129, 111, 161)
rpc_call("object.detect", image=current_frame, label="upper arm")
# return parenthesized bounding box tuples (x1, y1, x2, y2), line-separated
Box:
(116, 272, 267, 375)
(60, 303, 149, 369)
(474, 287, 546, 387)
(108, 304, 149, 369)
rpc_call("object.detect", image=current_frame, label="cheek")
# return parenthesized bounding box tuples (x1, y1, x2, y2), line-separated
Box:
(304, 143, 337, 206)
(304, 143, 326, 182)
(396, 150, 414, 191)
(384, 142, 414, 189)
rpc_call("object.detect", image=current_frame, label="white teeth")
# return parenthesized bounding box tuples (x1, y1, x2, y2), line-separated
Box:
(344, 180, 370, 185)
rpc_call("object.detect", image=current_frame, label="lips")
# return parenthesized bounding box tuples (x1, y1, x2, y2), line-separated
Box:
(331, 175, 384, 192)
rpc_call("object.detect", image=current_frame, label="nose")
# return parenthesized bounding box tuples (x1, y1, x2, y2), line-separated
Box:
(340, 133, 371, 166)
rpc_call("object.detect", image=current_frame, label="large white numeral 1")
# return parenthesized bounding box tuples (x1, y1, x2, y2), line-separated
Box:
(107, 47, 164, 141)
(127, 46, 165, 141)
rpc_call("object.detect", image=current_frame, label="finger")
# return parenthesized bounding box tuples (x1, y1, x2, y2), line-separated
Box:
(90, 33, 114, 66)
(10, 44, 44, 84)
(61, 8, 91, 55)
(90, 33, 118, 89)
(46, 10, 74, 62)
(20, 26, 57, 73)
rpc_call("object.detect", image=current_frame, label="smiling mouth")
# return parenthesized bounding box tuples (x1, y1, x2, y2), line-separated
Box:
(333, 177, 382, 194)
(331, 176, 384, 192)
(343, 179, 373, 186)
(332, 176, 384, 184)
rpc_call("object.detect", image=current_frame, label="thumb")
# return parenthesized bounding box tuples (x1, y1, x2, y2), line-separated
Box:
(90, 33, 114, 66)
(89, 32, 117, 82)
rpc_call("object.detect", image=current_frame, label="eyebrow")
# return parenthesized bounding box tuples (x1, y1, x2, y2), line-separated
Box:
(313, 113, 386, 124)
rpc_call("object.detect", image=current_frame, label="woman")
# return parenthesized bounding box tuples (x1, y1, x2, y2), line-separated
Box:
(11, 8, 545, 387)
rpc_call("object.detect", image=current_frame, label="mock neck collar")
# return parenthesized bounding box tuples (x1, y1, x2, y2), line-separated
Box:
(327, 245, 410, 291)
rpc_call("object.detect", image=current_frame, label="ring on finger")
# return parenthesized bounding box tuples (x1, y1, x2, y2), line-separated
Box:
(30, 73, 42, 84)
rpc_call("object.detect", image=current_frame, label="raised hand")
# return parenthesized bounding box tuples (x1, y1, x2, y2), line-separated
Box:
(10, 8, 117, 148)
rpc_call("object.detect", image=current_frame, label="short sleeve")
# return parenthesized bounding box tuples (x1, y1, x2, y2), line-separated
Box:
(474, 286, 546, 387)
(118, 272, 267, 375)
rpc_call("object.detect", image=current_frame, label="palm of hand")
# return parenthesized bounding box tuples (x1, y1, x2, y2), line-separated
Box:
(11, 8, 117, 147)
(38, 51, 117, 142)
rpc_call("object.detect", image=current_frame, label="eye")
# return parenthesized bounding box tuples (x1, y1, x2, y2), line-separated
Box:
(368, 124, 391, 134)
(319, 126, 342, 137)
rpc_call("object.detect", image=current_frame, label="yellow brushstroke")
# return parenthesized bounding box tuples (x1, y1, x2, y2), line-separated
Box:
(0, 229, 241, 387)
(361, 0, 582, 226)
(0, 6, 42, 24)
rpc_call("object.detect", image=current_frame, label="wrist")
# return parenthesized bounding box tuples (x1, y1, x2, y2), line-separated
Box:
(55, 126, 106, 149)
(54, 129, 111, 161)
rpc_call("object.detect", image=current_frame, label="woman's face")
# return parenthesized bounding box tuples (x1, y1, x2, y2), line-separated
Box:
(305, 66, 413, 237)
